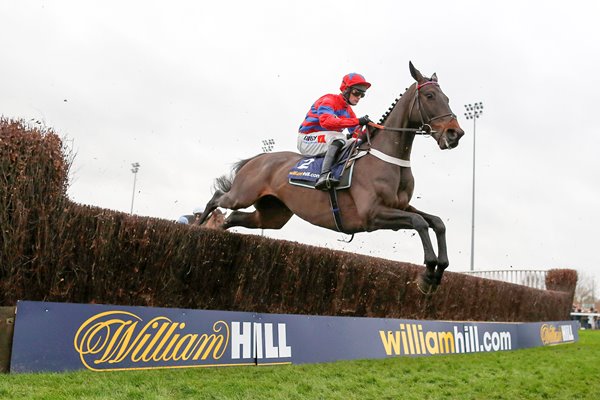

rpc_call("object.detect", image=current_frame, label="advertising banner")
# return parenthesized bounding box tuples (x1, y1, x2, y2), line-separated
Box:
(10, 301, 578, 373)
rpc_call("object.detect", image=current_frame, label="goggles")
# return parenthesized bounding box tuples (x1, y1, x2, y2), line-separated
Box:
(350, 88, 366, 98)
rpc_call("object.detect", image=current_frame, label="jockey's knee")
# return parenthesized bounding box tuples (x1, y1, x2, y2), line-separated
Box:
(331, 139, 345, 148)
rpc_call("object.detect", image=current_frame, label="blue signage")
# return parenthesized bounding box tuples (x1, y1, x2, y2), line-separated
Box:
(10, 301, 578, 373)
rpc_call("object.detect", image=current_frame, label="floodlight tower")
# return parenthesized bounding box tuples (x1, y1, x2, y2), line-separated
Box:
(261, 138, 275, 153)
(464, 102, 484, 271)
(130, 162, 140, 214)
(259, 139, 276, 235)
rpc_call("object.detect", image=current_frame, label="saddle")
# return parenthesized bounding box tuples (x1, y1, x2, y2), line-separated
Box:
(288, 141, 367, 190)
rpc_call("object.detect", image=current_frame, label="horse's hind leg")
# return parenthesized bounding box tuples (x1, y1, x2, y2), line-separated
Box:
(223, 195, 293, 230)
(197, 189, 224, 225)
(199, 173, 266, 227)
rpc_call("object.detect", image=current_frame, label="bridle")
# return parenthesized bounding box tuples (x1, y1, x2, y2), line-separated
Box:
(411, 80, 456, 134)
(363, 80, 457, 167)
(369, 80, 456, 135)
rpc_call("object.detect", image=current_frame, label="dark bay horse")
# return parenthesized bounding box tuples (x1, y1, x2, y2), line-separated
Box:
(198, 62, 464, 293)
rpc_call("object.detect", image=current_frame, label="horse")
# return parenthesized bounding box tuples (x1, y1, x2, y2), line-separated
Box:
(198, 62, 464, 293)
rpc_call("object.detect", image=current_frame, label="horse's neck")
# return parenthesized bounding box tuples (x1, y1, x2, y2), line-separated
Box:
(371, 87, 416, 160)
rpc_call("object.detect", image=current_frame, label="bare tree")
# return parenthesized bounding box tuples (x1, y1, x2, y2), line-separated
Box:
(575, 270, 597, 310)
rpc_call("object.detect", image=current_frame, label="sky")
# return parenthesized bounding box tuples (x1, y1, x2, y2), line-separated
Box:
(1, 1, 599, 291)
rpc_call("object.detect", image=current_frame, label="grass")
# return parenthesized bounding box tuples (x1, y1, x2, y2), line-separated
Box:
(1, 330, 599, 399)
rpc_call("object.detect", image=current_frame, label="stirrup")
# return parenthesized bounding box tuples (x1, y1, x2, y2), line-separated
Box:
(315, 172, 339, 190)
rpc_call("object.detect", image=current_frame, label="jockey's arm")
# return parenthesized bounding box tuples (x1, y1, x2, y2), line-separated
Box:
(317, 105, 359, 131)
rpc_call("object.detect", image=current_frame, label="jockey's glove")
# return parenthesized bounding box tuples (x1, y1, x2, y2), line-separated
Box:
(358, 115, 371, 126)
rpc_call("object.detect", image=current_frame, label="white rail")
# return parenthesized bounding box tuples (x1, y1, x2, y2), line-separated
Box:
(460, 270, 548, 290)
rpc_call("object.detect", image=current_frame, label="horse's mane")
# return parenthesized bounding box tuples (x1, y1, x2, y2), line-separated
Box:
(366, 92, 403, 138)
(370, 81, 423, 137)
(378, 92, 403, 125)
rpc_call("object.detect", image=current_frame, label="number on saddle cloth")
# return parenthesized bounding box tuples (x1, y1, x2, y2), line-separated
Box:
(288, 144, 356, 189)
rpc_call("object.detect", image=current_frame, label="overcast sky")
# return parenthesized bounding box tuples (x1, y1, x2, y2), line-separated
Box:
(2, 1, 599, 289)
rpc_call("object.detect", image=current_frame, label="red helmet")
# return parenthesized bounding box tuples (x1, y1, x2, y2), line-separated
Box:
(340, 73, 371, 92)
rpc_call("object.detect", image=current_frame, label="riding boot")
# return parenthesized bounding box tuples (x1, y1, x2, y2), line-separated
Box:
(315, 140, 344, 190)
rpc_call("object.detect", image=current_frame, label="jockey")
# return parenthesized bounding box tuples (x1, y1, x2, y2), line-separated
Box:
(298, 73, 372, 190)
(176, 215, 193, 224)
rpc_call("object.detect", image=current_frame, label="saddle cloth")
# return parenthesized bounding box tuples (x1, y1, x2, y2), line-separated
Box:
(288, 144, 362, 190)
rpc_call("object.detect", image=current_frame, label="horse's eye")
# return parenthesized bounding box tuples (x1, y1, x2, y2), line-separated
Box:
(426, 93, 434, 99)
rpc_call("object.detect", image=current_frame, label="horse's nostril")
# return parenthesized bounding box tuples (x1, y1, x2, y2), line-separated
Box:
(446, 129, 464, 142)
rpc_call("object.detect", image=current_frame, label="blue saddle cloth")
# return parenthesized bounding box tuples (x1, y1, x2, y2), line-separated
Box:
(288, 157, 345, 182)
(288, 145, 355, 188)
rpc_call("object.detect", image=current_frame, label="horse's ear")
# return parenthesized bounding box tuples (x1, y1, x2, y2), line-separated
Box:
(431, 72, 438, 82)
(409, 61, 423, 82)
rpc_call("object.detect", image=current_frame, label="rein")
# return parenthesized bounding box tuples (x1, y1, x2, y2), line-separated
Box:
(367, 121, 432, 135)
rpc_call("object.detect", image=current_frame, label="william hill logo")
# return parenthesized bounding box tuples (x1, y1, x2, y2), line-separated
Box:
(73, 311, 292, 371)
(540, 323, 574, 345)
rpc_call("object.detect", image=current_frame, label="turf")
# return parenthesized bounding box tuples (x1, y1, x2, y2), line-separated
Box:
(1, 330, 599, 399)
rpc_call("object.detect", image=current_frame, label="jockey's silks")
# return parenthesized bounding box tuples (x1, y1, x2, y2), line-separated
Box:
(299, 93, 360, 135)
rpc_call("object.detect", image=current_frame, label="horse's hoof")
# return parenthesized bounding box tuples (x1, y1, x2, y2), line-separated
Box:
(416, 276, 437, 295)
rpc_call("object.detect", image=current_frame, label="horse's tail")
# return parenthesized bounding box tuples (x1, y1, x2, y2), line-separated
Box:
(213, 154, 262, 193)
(213, 174, 233, 193)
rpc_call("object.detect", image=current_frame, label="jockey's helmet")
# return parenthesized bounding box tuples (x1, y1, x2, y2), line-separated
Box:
(176, 216, 190, 224)
(193, 207, 204, 215)
(340, 73, 371, 93)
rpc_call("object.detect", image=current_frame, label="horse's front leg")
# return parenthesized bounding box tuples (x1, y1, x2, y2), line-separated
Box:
(406, 205, 448, 286)
(368, 207, 438, 293)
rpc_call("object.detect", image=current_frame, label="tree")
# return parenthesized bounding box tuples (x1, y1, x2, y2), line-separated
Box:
(575, 270, 597, 310)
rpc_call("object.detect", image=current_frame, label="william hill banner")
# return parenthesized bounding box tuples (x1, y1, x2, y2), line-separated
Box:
(10, 301, 578, 373)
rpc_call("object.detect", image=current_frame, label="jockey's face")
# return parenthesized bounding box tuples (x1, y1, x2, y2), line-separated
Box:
(348, 88, 365, 106)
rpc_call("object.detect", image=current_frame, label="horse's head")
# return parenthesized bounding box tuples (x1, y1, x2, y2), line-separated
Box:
(409, 62, 464, 149)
